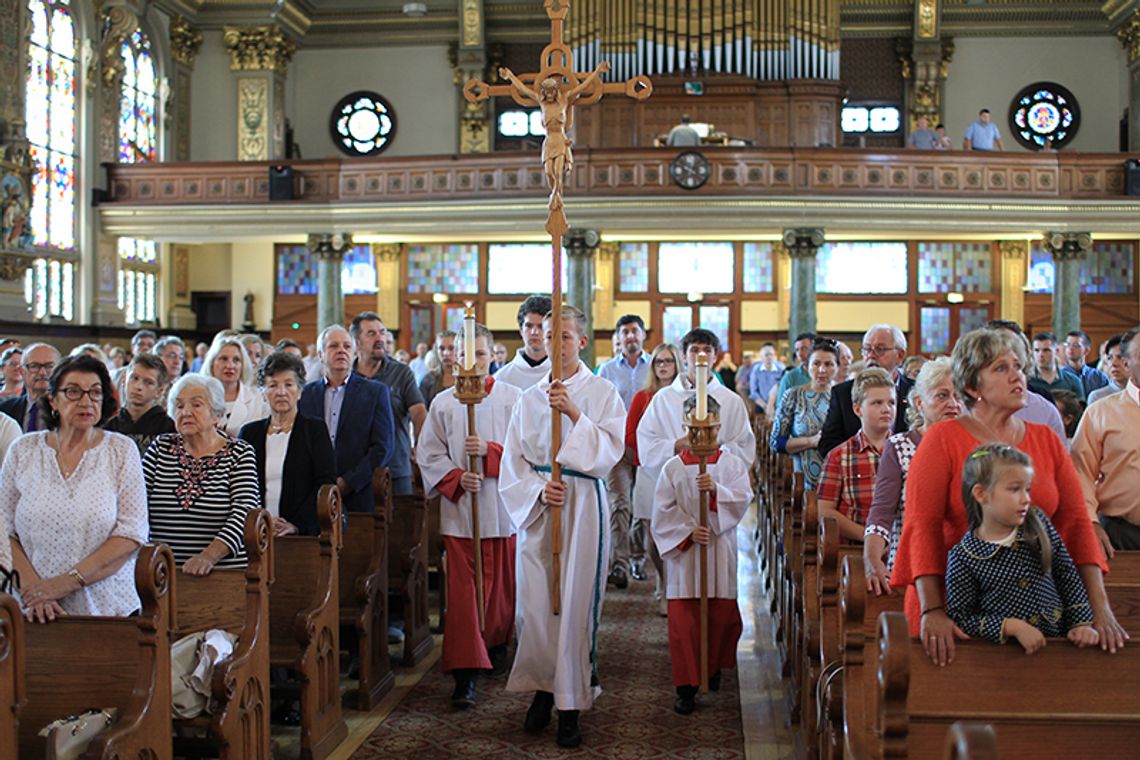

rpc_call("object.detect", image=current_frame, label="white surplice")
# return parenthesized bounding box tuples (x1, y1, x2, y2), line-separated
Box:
(498, 361, 626, 710)
(416, 378, 520, 539)
(651, 451, 753, 599)
(635, 374, 755, 520)
(494, 348, 551, 391)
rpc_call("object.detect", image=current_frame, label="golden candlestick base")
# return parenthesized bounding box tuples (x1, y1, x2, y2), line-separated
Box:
(453, 364, 488, 406)
(685, 410, 721, 458)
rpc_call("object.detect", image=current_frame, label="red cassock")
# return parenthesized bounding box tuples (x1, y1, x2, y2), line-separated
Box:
(441, 534, 517, 672)
(667, 598, 742, 687)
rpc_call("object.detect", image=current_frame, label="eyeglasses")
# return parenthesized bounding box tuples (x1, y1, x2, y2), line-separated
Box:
(23, 362, 54, 373)
(58, 386, 103, 402)
(862, 345, 898, 356)
(653, 358, 676, 366)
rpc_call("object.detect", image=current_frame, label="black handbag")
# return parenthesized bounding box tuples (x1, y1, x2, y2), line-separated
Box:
(0, 564, 18, 594)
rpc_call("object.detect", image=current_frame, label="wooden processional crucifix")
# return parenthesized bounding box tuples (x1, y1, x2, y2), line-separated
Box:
(463, 0, 652, 615)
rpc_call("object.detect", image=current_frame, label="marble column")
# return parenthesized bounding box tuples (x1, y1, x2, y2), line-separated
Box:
(374, 244, 403, 330)
(1114, 9, 1140, 150)
(1043, 232, 1092, 337)
(224, 26, 295, 161)
(169, 16, 202, 161)
(594, 242, 619, 334)
(309, 233, 354, 332)
(564, 229, 601, 367)
(783, 228, 824, 347)
(997, 240, 1027, 326)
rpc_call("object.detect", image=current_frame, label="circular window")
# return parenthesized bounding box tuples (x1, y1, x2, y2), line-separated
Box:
(1008, 82, 1080, 150)
(330, 91, 396, 156)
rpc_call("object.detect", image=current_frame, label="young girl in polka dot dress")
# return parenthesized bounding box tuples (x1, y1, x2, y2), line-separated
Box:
(944, 443, 1100, 654)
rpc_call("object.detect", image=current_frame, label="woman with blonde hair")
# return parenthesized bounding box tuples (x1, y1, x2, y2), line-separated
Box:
(201, 336, 268, 436)
(627, 342, 684, 613)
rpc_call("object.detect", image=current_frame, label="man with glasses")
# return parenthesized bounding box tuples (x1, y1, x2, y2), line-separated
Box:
(495, 295, 553, 391)
(1088, 334, 1128, 406)
(0, 342, 61, 431)
(1061, 330, 1109, 399)
(818, 324, 913, 457)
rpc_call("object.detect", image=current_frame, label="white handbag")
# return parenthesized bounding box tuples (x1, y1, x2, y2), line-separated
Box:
(39, 708, 118, 760)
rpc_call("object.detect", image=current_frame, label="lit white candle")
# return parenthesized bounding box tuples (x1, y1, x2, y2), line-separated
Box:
(463, 305, 476, 371)
(695, 353, 708, 421)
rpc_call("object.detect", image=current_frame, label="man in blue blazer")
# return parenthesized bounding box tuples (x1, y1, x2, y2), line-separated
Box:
(299, 325, 395, 514)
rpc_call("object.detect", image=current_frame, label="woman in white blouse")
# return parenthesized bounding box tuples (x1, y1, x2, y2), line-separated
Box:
(1, 354, 148, 623)
(202, 336, 268, 436)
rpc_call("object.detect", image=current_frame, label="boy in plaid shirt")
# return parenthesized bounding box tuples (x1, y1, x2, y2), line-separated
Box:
(817, 367, 897, 542)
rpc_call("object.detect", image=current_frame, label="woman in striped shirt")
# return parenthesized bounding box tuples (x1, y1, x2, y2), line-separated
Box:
(143, 374, 260, 574)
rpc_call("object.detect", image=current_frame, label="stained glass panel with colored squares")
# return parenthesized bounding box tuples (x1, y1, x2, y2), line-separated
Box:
(618, 243, 649, 292)
(699, 305, 731, 354)
(487, 244, 568, 294)
(119, 30, 157, 163)
(958, 306, 990, 338)
(409, 307, 434, 349)
(658, 242, 734, 293)
(444, 306, 467, 335)
(342, 245, 378, 294)
(1027, 241, 1135, 294)
(277, 245, 317, 295)
(662, 306, 692, 349)
(118, 237, 157, 263)
(407, 244, 479, 294)
(920, 307, 951, 354)
(26, 0, 77, 250)
(917, 243, 993, 293)
(743, 243, 774, 293)
(816, 242, 908, 293)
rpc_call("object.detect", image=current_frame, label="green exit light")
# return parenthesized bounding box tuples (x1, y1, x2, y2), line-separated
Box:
(291, 322, 300, 330)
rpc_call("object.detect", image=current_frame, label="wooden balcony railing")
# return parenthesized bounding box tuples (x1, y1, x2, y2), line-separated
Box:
(101, 147, 1137, 206)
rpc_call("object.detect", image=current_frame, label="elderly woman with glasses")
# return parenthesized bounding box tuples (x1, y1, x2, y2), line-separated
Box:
(769, 338, 840, 489)
(0, 355, 148, 623)
(144, 374, 260, 575)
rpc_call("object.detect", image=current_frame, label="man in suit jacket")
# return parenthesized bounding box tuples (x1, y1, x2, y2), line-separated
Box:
(0, 342, 60, 432)
(299, 325, 395, 514)
(819, 325, 913, 458)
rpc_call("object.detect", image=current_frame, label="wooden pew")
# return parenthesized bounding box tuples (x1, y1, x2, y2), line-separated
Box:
(777, 471, 804, 687)
(271, 485, 347, 760)
(797, 491, 820, 754)
(943, 723, 997, 760)
(1, 593, 22, 760)
(18, 544, 174, 759)
(339, 467, 395, 710)
(876, 610, 1140, 758)
(173, 509, 273, 760)
(390, 490, 433, 666)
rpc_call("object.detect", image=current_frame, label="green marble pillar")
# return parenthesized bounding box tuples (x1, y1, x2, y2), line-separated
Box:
(564, 229, 600, 367)
(310, 233, 354, 332)
(1044, 232, 1091, 337)
(783, 228, 825, 347)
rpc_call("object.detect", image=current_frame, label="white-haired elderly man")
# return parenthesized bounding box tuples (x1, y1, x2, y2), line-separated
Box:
(819, 324, 914, 457)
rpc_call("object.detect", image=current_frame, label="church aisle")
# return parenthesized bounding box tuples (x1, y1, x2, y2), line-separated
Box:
(350, 563, 747, 758)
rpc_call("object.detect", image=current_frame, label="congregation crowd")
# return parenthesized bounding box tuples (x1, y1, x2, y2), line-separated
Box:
(1, 295, 1138, 749)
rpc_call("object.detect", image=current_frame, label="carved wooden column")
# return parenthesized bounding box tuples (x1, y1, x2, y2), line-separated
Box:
(898, 0, 953, 135)
(453, 0, 492, 153)
(783, 228, 824, 348)
(224, 26, 295, 161)
(374, 243, 402, 330)
(1044, 232, 1091, 337)
(169, 17, 202, 162)
(998, 241, 1027, 327)
(310, 233, 353, 332)
(564, 229, 600, 367)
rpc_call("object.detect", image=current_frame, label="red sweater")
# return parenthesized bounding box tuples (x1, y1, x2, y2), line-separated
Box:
(625, 388, 655, 467)
(890, 418, 1105, 634)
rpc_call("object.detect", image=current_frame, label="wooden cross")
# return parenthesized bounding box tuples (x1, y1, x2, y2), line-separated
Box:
(463, 0, 652, 615)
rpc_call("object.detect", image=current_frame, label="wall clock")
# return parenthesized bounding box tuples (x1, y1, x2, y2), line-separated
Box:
(670, 151, 710, 190)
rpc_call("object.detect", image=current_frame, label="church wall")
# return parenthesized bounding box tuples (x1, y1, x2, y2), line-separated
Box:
(230, 241, 275, 330)
(942, 36, 1127, 153)
(188, 243, 232, 294)
(287, 45, 459, 159)
(189, 32, 239, 161)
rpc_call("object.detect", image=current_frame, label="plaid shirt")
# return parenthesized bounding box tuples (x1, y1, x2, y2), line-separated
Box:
(816, 430, 882, 525)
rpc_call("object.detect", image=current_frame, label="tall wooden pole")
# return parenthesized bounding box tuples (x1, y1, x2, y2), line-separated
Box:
(454, 303, 489, 629)
(466, 402, 486, 631)
(699, 455, 710, 694)
(550, 234, 564, 615)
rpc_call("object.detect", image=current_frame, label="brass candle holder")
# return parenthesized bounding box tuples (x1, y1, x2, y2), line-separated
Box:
(684, 409, 721, 457)
(685, 407, 720, 694)
(453, 356, 488, 630)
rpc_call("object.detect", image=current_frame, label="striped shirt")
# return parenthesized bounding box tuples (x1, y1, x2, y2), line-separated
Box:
(143, 432, 260, 568)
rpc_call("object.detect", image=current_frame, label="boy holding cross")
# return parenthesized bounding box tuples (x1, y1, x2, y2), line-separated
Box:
(499, 305, 626, 748)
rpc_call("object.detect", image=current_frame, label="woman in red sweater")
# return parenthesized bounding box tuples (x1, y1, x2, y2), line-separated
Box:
(891, 328, 1126, 665)
(628, 343, 683, 614)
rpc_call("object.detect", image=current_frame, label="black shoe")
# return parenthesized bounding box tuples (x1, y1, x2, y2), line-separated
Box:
(674, 685, 697, 715)
(524, 691, 554, 733)
(451, 673, 476, 709)
(487, 644, 509, 677)
(709, 671, 722, 692)
(629, 559, 648, 581)
(556, 710, 581, 748)
(607, 566, 629, 590)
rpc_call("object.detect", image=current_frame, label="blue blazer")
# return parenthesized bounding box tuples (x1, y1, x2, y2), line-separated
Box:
(299, 373, 395, 513)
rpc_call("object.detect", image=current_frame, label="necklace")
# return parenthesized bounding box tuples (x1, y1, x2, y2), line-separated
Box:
(269, 418, 294, 434)
(51, 432, 94, 480)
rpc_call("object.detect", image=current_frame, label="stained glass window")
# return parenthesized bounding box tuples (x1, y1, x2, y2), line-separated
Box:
(699, 305, 730, 353)
(917, 242, 993, 293)
(658, 242, 734, 293)
(920, 307, 951, 354)
(1009, 82, 1079, 150)
(23, 257, 73, 320)
(117, 238, 158, 323)
(618, 243, 649, 292)
(331, 91, 396, 156)
(119, 29, 157, 163)
(343, 245, 378, 294)
(487, 243, 568, 294)
(26, 0, 77, 250)
(277, 245, 316, 295)
(1027, 241, 1135, 294)
(407, 244, 479, 294)
(816, 242, 908, 294)
(662, 306, 692, 349)
(743, 243, 774, 293)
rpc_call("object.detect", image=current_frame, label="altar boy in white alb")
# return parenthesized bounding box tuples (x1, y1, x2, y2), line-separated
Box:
(499, 305, 626, 749)
(415, 324, 520, 709)
(652, 395, 753, 715)
(637, 328, 756, 498)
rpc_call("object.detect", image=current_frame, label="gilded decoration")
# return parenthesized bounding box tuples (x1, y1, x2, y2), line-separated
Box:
(374, 243, 402, 262)
(174, 245, 190, 298)
(1118, 11, 1140, 65)
(0, 121, 34, 280)
(462, 0, 483, 48)
(0, 0, 21, 119)
(915, 0, 938, 39)
(170, 16, 203, 69)
(1043, 231, 1093, 260)
(998, 240, 1027, 260)
(237, 77, 269, 161)
(224, 26, 296, 73)
(174, 69, 192, 161)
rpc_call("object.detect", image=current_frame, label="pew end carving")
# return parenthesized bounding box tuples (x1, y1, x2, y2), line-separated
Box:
(389, 489, 434, 667)
(1, 592, 24, 760)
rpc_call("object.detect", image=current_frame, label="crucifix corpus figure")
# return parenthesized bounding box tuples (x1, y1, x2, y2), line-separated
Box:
(497, 62, 609, 215)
